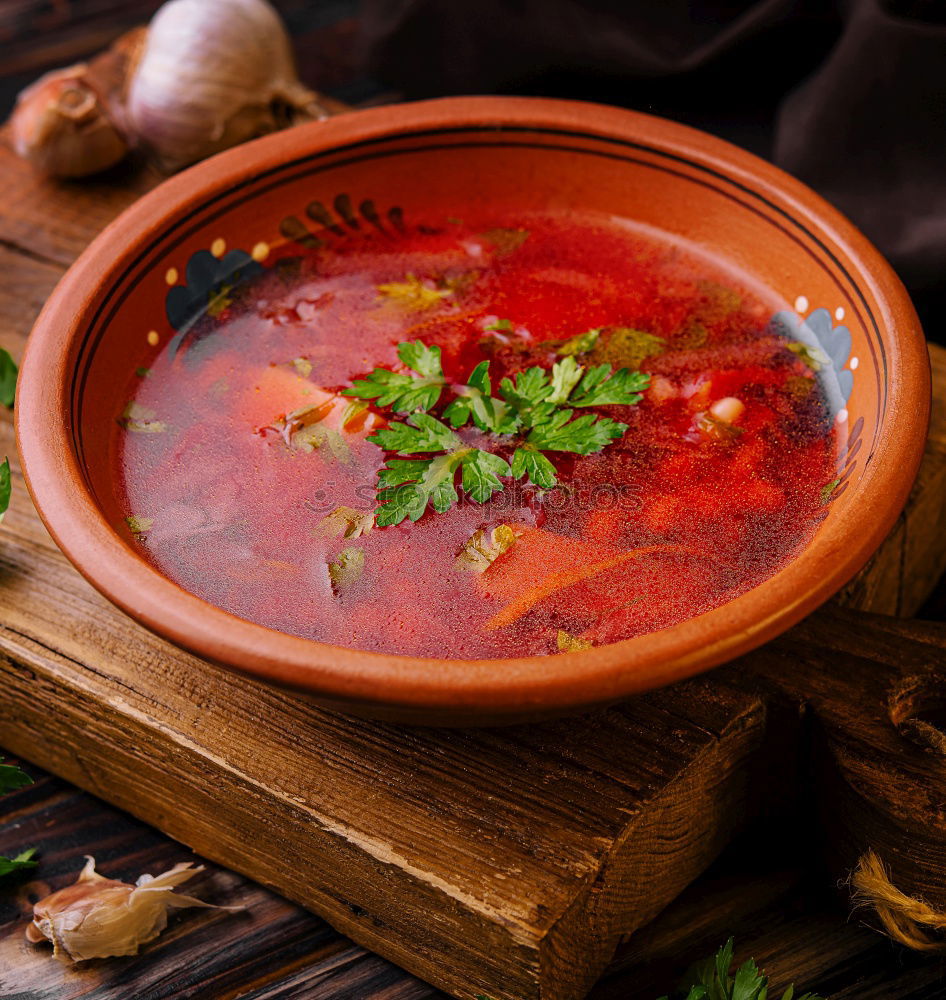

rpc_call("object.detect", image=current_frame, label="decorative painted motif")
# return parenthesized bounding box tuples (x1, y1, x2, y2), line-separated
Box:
(162, 194, 405, 352)
(165, 248, 264, 348)
(767, 301, 862, 509)
(768, 305, 854, 417)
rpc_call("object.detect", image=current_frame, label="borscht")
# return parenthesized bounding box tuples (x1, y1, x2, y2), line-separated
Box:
(113, 212, 838, 659)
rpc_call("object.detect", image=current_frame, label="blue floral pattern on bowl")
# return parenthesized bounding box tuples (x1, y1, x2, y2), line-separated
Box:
(768, 306, 853, 417)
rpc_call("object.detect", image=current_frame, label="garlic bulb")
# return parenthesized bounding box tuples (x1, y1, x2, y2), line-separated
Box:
(127, 0, 329, 173)
(10, 65, 129, 177)
(25, 856, 239, 961)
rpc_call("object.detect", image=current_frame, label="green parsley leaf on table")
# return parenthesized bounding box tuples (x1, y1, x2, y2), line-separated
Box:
(0, 348, 17, 408)
(657, 938, 827, 1000)
(0, 756, 32, 794)
(0, 848, 38, 879)
(343, 340, 447, 413)
(0, 458, 10, 524)
(0, 758, 37, 883)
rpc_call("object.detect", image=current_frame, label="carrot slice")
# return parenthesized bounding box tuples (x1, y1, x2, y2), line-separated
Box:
(484, 543, 711, 631)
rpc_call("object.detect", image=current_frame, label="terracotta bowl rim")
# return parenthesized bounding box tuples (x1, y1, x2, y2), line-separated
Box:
(16, 96, 930, 716)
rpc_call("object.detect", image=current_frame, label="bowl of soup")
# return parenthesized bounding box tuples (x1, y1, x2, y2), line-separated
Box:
(17, 97, 929, 724)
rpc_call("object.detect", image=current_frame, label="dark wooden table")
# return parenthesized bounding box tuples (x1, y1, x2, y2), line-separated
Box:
(1, 17, 946, 993)
(3, 752, 946, 999)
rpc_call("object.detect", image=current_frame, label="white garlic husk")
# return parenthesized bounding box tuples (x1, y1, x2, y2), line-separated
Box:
(127, 0, 329, 173)
(10, 65, 129, 177)
(25, 855, 239, 961)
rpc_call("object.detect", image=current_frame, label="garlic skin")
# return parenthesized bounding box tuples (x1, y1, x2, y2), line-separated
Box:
(10, 66, 129, 177)
(25, 856, 237, 961)
(127, 0, 329, 173)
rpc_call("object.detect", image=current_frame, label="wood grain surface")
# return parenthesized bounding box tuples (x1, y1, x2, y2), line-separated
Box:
(1, 122, 946, 1000)
(3, 756, 946, 999)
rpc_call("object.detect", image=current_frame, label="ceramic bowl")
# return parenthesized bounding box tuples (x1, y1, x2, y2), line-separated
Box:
(17, 97, 930, 724)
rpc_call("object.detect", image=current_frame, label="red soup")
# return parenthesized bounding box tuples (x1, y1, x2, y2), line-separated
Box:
(113, 212, 839, 659)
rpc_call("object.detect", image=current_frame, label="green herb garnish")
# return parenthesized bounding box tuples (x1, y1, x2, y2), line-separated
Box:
(344, 340, 448, 413)
(0, 458, 10, 524)
(0, 757, 31, 794)
(0, 348, 18, 407)
(0, 757, 37, 882)
(658, 938, 826, 1000)
(0, 848, 37, 879)
(476, 939, 825, 1000)
(349, 343, 649, 525)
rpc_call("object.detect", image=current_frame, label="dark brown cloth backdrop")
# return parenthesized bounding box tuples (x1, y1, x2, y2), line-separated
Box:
(362, 0, 946, 340)
(2, 1, 943, 336)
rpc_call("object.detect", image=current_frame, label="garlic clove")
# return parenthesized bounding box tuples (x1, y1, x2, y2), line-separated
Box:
(126, 0, 329, 173)
(11, 66, 130, 178)
(26, 855, 240, 962)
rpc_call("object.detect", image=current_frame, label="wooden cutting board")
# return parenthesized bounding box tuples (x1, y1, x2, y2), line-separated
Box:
(2, 130, 946, 1000)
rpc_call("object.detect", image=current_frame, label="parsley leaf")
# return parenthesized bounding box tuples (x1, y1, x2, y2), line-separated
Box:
(0, 848, 37, 880)
(570, 364, 651, 407)
(461, 449, 511, 502)
(657, 939, 826, 1000)
(343, 340, 447, 413)
(375, 447, 510, 525)
(0, 349, 17, 408)
(548, 357, 585, 404)
(0, 757, 31, 794)
(526, 409, 627, 455)
(369, 412, 460, 454)
(443, 362, 517, 434)
(354, 340, 649, 521)
(510, 447, 558, 489)
(398, 340, 444, 378)
(0, 758, 36, 882)
(375, 450, 466, 525)
(0, 458, 10, 524)
(498, 367, 558, 429)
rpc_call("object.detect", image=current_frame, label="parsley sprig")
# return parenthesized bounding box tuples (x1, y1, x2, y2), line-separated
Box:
(475, 937, 826, 1000)
(0, 757, 37, 882)
(0, 347, 16, 525)
(659, 939, 826, 1000)
(345, 341, 447, 413)
(343, 338, 649, 525)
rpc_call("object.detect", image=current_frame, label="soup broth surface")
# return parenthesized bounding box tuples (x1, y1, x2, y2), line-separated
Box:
(114, 212, 838, 658)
